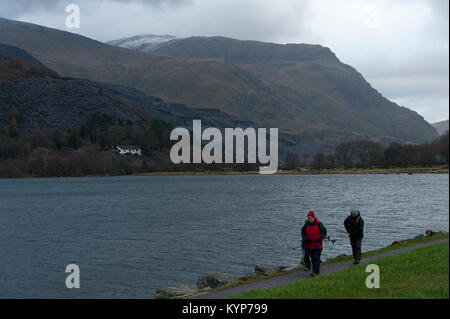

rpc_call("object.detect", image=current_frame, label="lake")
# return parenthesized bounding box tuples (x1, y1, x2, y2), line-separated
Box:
(0, 174, 448, 298)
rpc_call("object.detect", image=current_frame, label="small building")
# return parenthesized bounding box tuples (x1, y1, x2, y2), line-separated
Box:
(116, 145, 142, 156)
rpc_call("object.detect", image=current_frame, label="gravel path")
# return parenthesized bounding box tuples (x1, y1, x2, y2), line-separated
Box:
(193, 238, 449, 299)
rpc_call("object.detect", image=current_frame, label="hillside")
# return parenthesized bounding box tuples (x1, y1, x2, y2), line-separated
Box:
(0, 53, 262, 133)
(0, 55, 279, 177)
(0, 18, 280, 129)
(148, 36, 438, 144)
(433, 120, 449, 135)
(0, 53, 59, 87)
(0, 43, 45, 66)
(0, 18, 439, 158)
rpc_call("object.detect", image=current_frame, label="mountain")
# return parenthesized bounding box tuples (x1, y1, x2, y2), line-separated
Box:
(106, 34, 178, 51)
(147, 36, 439, 145)
(0, 52, 59, 87)
(0, 43, 59, 86)
(0, 43, 45, 66)
(0, 18, 280, 129)
(0, 53, 261, 134)
(0, 18, 439, 158)
(433, 120, 449, 136)
(151, 36, 338, 64)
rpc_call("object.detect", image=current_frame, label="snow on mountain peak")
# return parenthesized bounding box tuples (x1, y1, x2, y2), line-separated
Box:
(106, 34, 178, 51)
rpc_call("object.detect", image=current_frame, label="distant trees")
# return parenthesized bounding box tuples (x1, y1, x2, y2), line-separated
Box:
(1, 110, 274, 177)
(8, 120, 19, 139)
(335, 142, 354, 169)
(334, 140, 384, 168)
(7, 107, 22, 139)
(311, 152, 335, 170)
(383, 131, 449, 168)
(312, 132, 449, 170)
(439, 132, 449, 163)
(2, 109, 449, 177)
(350, 140, 385, 168)
(284, 153, 299, 170)
(0, 113, 176, 178)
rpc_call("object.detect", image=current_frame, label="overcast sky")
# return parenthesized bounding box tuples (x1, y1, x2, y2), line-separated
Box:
(1, 0, 448, 123)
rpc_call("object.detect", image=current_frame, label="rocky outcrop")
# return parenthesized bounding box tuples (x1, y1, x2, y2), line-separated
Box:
(254, 265, 287, 277)
(155, 274, 238, 299)
(197, 274, 237, 289)
(426, 230, 449, 237)
(392, 230, 448, 245)
(155, 283, 198, 299)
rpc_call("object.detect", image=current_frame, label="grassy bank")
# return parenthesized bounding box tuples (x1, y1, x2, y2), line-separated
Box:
(229, 241, 449, 299)
(323, 232, 449, 265)
(186, 233, 448, 298)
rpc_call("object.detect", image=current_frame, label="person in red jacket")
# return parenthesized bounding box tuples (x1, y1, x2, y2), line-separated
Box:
(301, 210, 327, 276)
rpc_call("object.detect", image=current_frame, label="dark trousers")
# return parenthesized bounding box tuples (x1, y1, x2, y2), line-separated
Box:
(304, 248, 322, 274)
(350, 237, 362, 261)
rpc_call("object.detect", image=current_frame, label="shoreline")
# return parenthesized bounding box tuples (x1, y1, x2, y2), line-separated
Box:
(1, 166, 448, 179)
(155, 231, 449, 299)
(140, 166, 449, 176)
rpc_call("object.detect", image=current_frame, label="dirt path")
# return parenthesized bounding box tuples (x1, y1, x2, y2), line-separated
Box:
(192, 238, 449, 299)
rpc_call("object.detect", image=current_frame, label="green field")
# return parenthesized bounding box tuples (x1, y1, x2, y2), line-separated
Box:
(230, 242, 449, 299)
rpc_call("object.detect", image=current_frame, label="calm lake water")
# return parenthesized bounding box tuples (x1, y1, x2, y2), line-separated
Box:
(0, 174, 448, 298)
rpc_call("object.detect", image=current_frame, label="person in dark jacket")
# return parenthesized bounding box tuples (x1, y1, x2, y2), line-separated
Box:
(344, 209, 364, 264)
(301, 211, 327, 276)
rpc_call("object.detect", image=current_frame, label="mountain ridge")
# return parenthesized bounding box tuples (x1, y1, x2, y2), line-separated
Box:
(0, 17, 439, 158)
(144, 35, 438, 143)
(106, 34, 178, 51)
(0, 18, 284, 128)
(0, 53, 271, 138)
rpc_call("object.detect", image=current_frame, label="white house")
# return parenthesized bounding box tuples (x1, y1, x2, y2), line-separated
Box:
(116, 145, 142, 156)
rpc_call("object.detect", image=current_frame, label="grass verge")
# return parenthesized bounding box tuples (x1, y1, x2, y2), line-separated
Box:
(229, 242, 449, 299)
(323, 233, 449, 265)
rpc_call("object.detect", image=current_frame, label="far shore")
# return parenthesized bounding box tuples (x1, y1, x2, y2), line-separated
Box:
(137, 166, 449, 177)
(1, 166, 448, 179)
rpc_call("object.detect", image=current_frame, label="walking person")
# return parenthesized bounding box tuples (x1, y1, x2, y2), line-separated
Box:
(344, 209, 364, 264)
(301, 211, 327, 276)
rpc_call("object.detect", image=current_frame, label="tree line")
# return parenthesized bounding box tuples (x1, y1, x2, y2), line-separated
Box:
(0, 112, 261, 177)
(0, 112, 178, 178)
(284, 131, 449, 170)
(1, 109, 448, 177)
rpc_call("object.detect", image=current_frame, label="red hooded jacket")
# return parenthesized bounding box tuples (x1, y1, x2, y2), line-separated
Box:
(301, 211, 327, 249)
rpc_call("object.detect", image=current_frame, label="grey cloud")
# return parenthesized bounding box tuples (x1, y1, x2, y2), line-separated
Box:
(0, 0, 447, 122)
(0, 0, 189, 18)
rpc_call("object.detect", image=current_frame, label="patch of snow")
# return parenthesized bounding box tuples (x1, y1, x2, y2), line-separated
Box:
(107, 34, 178, 51)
